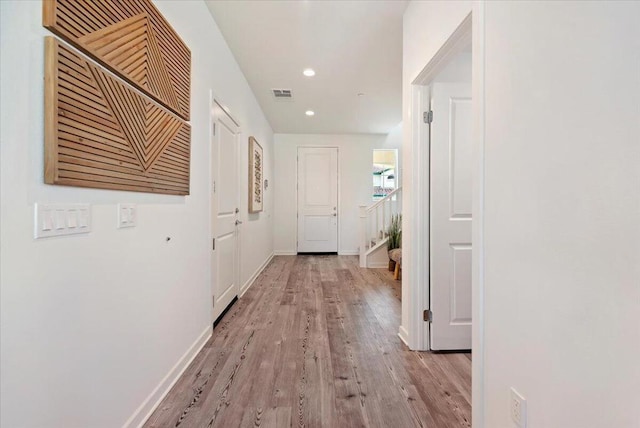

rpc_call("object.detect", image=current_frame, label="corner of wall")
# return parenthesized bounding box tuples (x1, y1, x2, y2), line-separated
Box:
(123, 326, 212, 428)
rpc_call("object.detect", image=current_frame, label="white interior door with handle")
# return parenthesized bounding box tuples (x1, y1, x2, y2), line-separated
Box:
(211, 101, 240, 323)
(297, 147, 338, 253)
(430, 82, 472, 350)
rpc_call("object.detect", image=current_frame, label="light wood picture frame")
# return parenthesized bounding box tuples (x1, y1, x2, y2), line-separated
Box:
(248, 137, 263, 213)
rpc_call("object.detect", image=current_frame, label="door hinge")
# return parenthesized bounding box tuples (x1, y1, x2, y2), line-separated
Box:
(423, 309, 433, 322)
(423, 110, 433, 124)
(212, 122, 216, 136)
(212, 238, 215, 251)
(212, 295, 215, 308)
(213, 181, 216, 193)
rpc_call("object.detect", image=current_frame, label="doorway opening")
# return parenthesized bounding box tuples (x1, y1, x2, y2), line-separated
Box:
(408, 13, 473, 353)
(406, 8, 485, 425)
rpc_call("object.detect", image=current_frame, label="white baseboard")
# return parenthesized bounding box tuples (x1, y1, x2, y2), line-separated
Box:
(124, 325, 212, 428)
(367, 261, 389, 268)
(240, 252, 274, 297)
(338, 250, 359, 256)
(274, 250, 296, 256)
(398, 325, 410, 347)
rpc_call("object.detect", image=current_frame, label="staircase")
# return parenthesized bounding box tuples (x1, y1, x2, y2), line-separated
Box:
(359, 187, 402, 268)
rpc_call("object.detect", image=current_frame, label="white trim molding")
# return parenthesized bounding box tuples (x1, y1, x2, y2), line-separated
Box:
(471, 3, 486, 427)
(398, 325, 410, 347)
(274, 250, 297, 256)
(124, 325, 212, 428)
(412, 13, 473, 86)
(240, 252, 275, 297)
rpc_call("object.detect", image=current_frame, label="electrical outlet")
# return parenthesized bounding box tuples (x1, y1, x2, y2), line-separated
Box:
(510, 388, 527, 427)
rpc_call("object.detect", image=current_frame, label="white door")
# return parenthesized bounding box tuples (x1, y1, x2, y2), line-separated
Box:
(430, 82, 472, 350)
(297, 147, 338, 253)
(211, 101, 240, 323)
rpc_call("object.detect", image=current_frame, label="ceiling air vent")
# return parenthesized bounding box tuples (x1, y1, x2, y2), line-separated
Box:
(272, 89, 293, 101)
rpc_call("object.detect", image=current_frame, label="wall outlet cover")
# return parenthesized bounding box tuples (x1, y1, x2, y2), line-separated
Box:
(510, 387, 527, 427)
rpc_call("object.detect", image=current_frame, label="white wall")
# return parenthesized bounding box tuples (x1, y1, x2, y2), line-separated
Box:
(481, 2, 640, 427)
(273, 134, 387, 255)
(0, 1, 273, 427)
(404, 1, 640, 427)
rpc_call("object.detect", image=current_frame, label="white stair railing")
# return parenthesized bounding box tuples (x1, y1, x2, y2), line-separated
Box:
(359, 187, 402, 267)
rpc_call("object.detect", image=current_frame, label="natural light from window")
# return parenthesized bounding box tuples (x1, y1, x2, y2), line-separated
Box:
(373, 149, 397, 201)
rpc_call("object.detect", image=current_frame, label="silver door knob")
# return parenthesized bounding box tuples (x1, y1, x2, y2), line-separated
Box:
(236, 220, 243, 225)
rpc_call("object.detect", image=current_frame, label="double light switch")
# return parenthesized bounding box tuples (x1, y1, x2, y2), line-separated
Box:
(117, 203, 137, 228)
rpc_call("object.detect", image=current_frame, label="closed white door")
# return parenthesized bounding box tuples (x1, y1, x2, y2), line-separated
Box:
(297, 147, 338, 253)
(430, 82, 472, 350)
(211, 102, 240, 323)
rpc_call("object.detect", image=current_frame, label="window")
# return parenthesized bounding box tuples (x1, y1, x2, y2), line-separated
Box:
(373, 149, 398, 201)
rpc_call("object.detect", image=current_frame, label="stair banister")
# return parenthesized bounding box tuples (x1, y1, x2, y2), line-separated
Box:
(359, 187, 402, 268)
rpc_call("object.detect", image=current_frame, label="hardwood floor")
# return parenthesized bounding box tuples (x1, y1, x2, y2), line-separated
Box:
(144, 256, 471, 428)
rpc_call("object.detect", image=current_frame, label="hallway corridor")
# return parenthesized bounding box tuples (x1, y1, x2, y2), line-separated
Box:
(144, 256, 471, 427)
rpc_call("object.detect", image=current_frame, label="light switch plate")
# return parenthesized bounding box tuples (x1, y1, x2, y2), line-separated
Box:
(35, 203, 91, 239)
(118, 203, 137, 228)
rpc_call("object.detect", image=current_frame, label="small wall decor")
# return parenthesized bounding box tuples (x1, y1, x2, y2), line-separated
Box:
(44, 37, 191, 195)
(43, 0, 191, 120)
(248, 137, 263, 213)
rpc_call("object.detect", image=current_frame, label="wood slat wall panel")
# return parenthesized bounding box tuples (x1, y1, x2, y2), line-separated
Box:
(43, 0, 191, 120)
(45, 37, 191, 195)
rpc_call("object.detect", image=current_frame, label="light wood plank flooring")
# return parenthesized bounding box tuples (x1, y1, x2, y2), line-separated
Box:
(144, 255, 471, 428)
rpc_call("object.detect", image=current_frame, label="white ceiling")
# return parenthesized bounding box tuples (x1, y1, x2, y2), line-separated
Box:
(205, 0, 407, 135)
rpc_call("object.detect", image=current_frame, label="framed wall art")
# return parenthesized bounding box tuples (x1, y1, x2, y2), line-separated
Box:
(44, 37, 191, 195)
(43, 0, 191, 120)
(248, 137, 263, 213)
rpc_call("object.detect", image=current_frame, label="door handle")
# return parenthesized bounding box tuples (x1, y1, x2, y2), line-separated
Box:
(332, 213, 337, 217)
(236, 220, 243, 225)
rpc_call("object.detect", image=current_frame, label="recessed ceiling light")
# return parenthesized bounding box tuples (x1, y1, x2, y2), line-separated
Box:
(357, 92, 365, 97)
(305, 110, 315, 116)
(303, 68, 316, 77)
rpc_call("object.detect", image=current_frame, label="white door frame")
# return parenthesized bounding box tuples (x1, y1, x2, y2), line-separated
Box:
(209, 91, 241, 323)
(407, 8, 486, 426)
(295, 146, 340, 254)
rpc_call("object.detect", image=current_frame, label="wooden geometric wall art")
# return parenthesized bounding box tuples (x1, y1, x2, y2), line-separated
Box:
(45, 37, 191, 195)
(43, 0, 191, 121)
